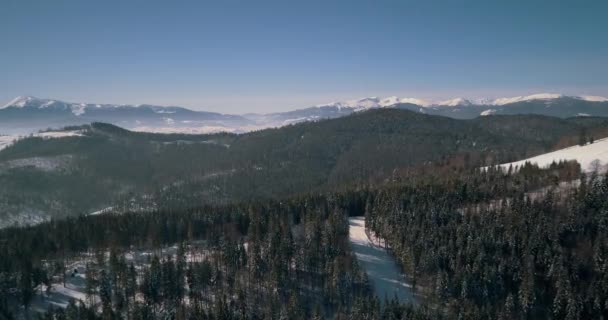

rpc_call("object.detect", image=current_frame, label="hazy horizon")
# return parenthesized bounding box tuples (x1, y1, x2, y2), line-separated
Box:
(1, 0, 607, 113)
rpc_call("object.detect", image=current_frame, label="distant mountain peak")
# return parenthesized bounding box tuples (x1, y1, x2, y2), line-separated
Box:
(437, 98, 473, 107)
(1, 96, 155, 116)
(314, 93, 600, 109)
(316, 96, 432, 110)
(2, 96, 40, 109)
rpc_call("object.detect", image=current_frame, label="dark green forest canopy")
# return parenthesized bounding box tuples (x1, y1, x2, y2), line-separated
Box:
(1, 109, 607, 220)
(0, 163, 606, 319)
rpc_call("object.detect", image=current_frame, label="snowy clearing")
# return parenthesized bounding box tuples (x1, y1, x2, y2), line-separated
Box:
(0, 210, 50, 229)
(16, 242, 213, 317)
(348, 217, 418, 304)
(36, 130, 84, 139)
(0, 130, 84, 152)
(487, 137, 608, 173)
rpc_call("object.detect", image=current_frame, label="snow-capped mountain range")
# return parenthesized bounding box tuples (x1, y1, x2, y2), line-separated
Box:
(1, 93, 608, 134)
(312, 93, 607, 110)
(315, 96, 433, 109)
(0, 96, 254, 135)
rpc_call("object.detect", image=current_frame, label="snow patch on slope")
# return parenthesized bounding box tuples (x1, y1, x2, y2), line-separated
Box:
(480, 109, 497, 116)
(71, 103, 86, 116)
(381, 96, 431, 107)
(317, 96, 431, 110)
(2, 96, 35, 108)
(37, 130, 84, 139)
(489, 137, 608, 173)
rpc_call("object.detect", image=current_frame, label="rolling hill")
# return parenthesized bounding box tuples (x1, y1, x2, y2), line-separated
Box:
(1, 109, 607, 227)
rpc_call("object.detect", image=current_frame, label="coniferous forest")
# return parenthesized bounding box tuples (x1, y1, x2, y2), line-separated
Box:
(1, 148, 607, 319)
(3, 1, 608, 318)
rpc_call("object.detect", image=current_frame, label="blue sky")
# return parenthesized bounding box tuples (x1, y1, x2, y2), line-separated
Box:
(1, 0, 607, 113)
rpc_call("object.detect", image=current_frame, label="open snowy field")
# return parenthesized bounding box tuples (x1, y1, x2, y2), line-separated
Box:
(490, 137, 608, 173)
(348, 217, 418, 304)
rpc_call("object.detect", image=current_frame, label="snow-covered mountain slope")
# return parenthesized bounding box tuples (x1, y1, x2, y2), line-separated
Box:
(437, 97, 473, 107)
(0, 96, 254, 135)
(489, 93, 608, 105)
(1, 96, 243, 118)
(490, 137, 608, 173)
(491, 93, 565, 105)
(2, 96, 112, 116)
(313, 93, 607, 109)
(315, 96, 431, 110)
(254, 94, 608, 126)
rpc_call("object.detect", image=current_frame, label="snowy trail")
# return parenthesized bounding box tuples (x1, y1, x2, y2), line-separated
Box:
(348, 217, 417, 304)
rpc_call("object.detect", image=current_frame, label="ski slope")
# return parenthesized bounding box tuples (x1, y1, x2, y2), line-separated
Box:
(492, 137, 608, 173)
(348, 217, 418, 304)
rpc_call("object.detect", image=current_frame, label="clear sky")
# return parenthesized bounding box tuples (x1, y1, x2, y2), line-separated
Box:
(1, 0, 607, 113)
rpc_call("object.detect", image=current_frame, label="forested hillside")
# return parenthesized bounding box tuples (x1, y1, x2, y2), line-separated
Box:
(1, 110, 607, 225)
(1, 160, 606, 319)
(0, 195, 373, 319)
(365, 168, 608, 319)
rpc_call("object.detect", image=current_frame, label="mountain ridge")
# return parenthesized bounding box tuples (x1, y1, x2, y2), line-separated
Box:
(2, 93, 608, 134)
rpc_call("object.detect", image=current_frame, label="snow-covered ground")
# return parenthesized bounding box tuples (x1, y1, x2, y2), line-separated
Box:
(0, 130, 83, 152)
(29, 273, 89, 313)
(15, 242, 213, 317)
(488, 137, 608, 173)
(0, 154, 73, 172)
(36, 130, 83, 139)
(0, 210, 50, 229)
(348, 217, 417, 304)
